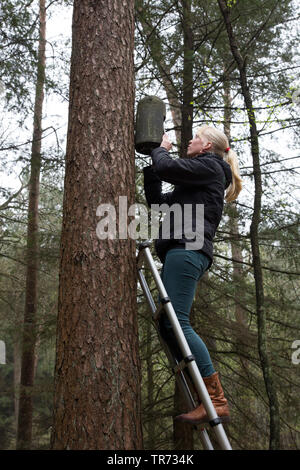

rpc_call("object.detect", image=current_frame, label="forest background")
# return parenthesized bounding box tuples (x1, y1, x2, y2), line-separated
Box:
(0, 0, 299, 450)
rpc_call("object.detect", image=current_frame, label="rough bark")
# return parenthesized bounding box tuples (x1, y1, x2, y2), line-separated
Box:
(16, 0, 46, 450)
(51, 0, 142, 450)
(218, 0, 281, 450)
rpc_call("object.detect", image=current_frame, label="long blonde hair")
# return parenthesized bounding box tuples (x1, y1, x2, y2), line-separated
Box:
(196, 125, 242, 202)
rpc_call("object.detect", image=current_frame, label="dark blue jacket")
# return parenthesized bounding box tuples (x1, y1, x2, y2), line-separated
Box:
(143, 146, 232, 268)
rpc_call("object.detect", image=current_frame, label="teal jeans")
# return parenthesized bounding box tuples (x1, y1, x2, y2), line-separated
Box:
(160, 248, 215, 378)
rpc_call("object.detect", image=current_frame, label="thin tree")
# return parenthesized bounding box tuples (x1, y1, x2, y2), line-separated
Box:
(136, 0, 196, 448)
(16, 0, 46, 450)
(218, 0, 281, 450)
(51, 0, 143, 449)
(180, 0, 194, 159)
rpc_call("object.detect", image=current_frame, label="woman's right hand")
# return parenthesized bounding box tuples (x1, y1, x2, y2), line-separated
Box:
(160, 133, 173, 152)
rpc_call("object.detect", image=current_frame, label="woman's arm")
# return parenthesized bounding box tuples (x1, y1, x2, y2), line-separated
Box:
(151, 146, 219, 186)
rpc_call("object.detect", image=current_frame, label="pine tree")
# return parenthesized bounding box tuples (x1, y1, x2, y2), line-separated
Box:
(16, 0, 46, 449)
(51, 0, 143, 449)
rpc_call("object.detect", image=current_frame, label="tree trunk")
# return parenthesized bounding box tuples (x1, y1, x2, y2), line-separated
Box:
(136, 1, 182, 145)
(137, 0, 195, 448)
(16, 0, 46, 450)
(13, 339, 21, 433)
(180, 0, 194, 159)
(170, 0, 195, 449)
(51, 0, 142, 450)
(223, 68, 250, 368)
(218, 0, 281, 450)
(173, 381, 194, 450)
(145, 272, 156, 449)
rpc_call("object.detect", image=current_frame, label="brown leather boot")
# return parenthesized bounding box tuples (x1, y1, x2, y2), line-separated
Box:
(175, 372, 230, 425)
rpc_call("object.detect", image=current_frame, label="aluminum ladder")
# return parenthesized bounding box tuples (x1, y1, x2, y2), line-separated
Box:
(137, 241, 232, 451)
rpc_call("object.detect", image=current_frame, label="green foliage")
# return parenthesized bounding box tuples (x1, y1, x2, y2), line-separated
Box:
(0, 0, 37, 114)
(0, 170, 63, 448)
(226, 0, 237, 7)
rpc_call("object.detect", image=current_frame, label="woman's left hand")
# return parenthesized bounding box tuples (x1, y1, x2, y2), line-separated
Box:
(160, 133, 173, 152)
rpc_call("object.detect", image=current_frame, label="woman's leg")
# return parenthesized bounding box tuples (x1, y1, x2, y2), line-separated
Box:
(160, 248, 215, 378)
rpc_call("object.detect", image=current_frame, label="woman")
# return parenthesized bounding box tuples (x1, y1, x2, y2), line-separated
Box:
(143, 125, 242, 424)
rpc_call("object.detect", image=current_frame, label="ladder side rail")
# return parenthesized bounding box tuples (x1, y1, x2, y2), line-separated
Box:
(153, 319, 214, 450)
(137, 263, 214, 450)
(137, 267, 157, 314)
(141, 246, 232, 451)
(137, 266, 199, 415)
(138, 267, 197, 409)
(170, 363, 214, 450)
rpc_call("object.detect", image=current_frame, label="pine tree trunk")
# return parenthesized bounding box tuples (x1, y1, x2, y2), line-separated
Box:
(137, 0, 194, 448)
(13, 339, 21, 433)
(218, 0, 281, 450)
(16, 0, 46, 450)
(136, 1, 182, 145)
(172, 0, 195, 449)
(145, 272, 156, 449)
(173, 381, 194, 450)
(51, 0, 142, 450)
(180, 0, 194, 159)
(223, 70, 250, 368)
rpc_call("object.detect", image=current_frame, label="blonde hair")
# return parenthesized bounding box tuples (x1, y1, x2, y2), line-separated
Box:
(196, 125, 242, 202)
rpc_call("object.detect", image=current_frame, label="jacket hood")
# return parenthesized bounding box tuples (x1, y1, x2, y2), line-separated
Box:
(201, 153, 232, 189)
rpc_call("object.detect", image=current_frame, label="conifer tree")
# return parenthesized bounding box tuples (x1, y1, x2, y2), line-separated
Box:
(51, 0, 143, 449)
(16, 0, 46, 450)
